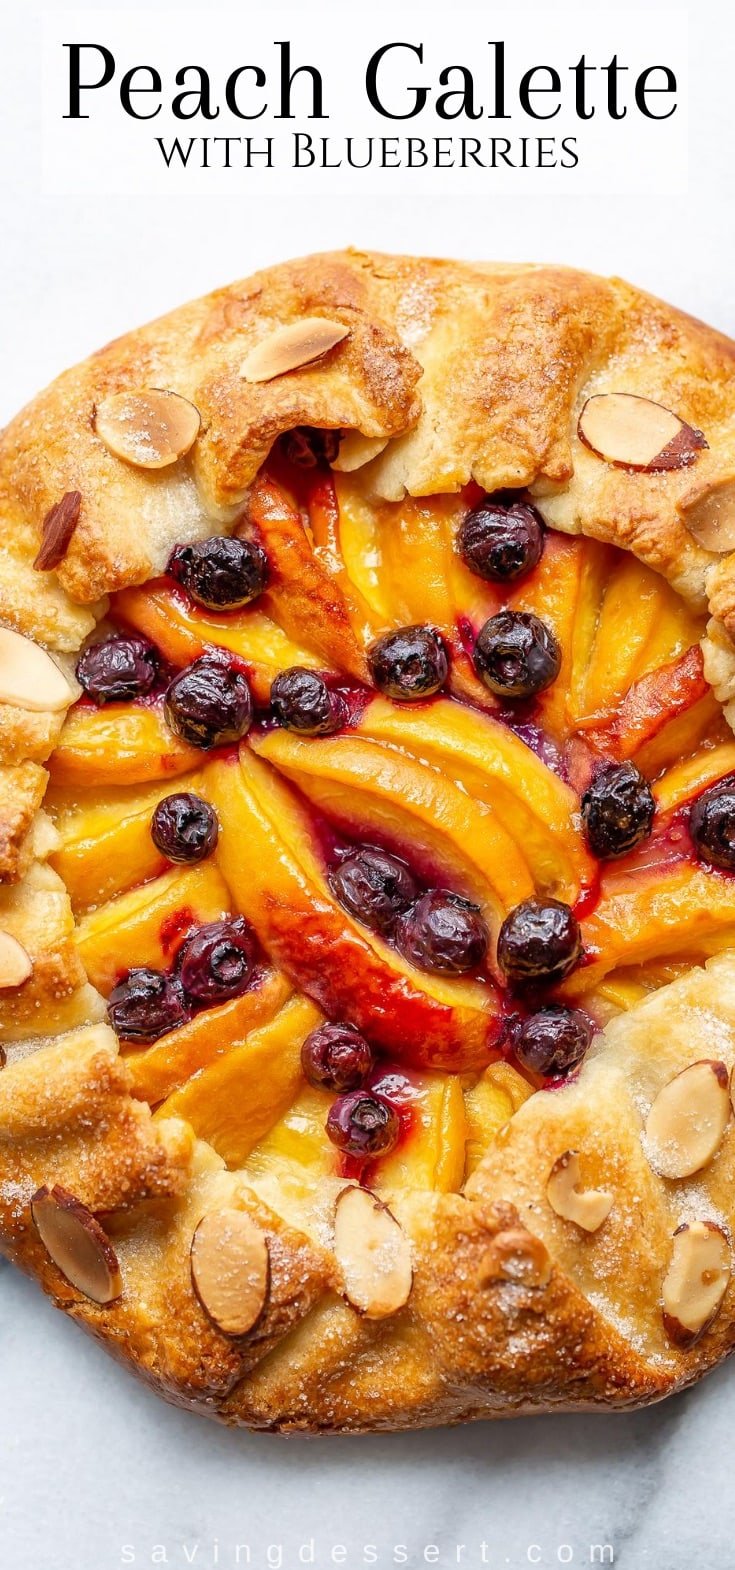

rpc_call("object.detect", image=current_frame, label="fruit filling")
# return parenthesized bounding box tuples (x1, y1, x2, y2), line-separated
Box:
(42, 441, 735, 1232)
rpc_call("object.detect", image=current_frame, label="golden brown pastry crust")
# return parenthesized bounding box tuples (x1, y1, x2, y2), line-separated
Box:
(4, 252, 735, 1432)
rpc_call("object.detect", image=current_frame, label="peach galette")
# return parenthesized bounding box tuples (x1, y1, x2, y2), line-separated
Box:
(5, 256, 735, 1431)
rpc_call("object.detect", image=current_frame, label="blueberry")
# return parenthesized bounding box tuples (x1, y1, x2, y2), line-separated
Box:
(329, 848, 418, 935)
(497, 898, 582, 989)
(164, 655, 252, 748)
(512, 1006, 592, 1078)
(690, 784, 735, 871)
(167, 536, 268, 611)
(473, 611, 561, 700)
(178, 918, 255, 1004)
(301, 1022, 373, 1092)
(326, 1090, 399, 1157)
(108, 967, 188, 1043)
(270, 667, 345, 736)
(76, 634, 159, 705)
(457, 495, 544, 583)
(368, 625, 448, 701)
(396, 890, 489, 974)
(150, 792, 219, 864)
(581, 762, 655, 860)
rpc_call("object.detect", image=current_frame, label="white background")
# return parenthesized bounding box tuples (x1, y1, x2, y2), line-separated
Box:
(4, 1, 735, 1566)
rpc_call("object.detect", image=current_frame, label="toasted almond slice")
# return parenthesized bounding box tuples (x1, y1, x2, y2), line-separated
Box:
(332, 432, 389, 472)
(33, 491, 82, 572)
(546, 1151, 613, 1233)
(645, 1060, 730, 1179)
(31, 1184, 122, 1304)
(241, 318, 349, 383)
(0, 930, 33, 989)
(94, 389, 201, 469)
(191, 1208, 269, 1337)
(477, 1227, 552, 1290)
(681, 477, 735, 552)
(333, 1186, 413, 1319)
(578, 393, 707, 473)
(662, 1220, 730, 1348)
(0, 626, 77, 713)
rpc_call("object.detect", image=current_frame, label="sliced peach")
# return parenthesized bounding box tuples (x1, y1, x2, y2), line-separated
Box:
(76, 861, 231, 992)
(334, 473, 391, 622)
(49, 776, 202, 911)
(356, 697, 591, 901)
(114, 583, 322, 704)
(373, 1072, 467, 1196)
(464, 1062, 534, 1178)
(376, 494, 464, 630)
(251, 728, 533, 920)
(566, 542, 617, 726)
(203, 751, 502, 1071)
(307, 472, 382, 644)
(584, 646, 709, 760)
(634, 691, 725, 777)
(240, 1082, 342, 1234)
(507, 533, 587, 740)
(125, 969, 292, 1105)
(156, 994, 322, 1167)
(653, 742, 735, 816)
(577, 557, 672, 721)
(50, 703, 201, 788)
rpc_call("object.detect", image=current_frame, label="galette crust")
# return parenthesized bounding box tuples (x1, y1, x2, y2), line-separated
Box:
(4, 252, 735, 1432)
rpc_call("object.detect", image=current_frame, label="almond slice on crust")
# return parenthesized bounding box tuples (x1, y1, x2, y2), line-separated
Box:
(680, 476, 735, 552)
(332, 432, 390, 472)
(333, 1186, 413, 1319)
(0, 626, 77, 712)
(94, 389, 201, 469)
(0, 930, 33, 989)
(645, 1060, 730, 1179)
(33, 491, 82, 572)
(662, 1220, 730, 1348)
(31, 1185, 122, 1304)
(240, 318, 350, 383)
(191, 1208, 269, 1337)
(578, 393, 707, 473)
(546, 1151, 613, 1233)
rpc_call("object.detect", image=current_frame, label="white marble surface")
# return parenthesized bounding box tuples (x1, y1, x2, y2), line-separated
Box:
(4, 1, 735, 1566)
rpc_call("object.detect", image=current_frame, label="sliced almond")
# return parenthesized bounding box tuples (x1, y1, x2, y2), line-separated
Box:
(191, 1208, 269, 1337)
(578, 393, 707, 473)
(31, 1184, 122, 1304)
(662, 1219, 730, 1348)
(94, 389, 201, 469)
(546, 1151, 613, 1233)
(332, 432, 389, 473)
(240, 318, 349, 383)
(0, 930, 32, 989)
(33, 491, 82, 571)
(681, 477, 735, 552)
(645, 1060, 730, 1179)
(333, 1186, 413, 1319)
(0, 626, 76, 713)
(477, 1227, 552, 1290)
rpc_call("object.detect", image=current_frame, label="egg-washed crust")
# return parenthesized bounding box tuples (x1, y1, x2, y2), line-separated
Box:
(4, 252, 735, 1431)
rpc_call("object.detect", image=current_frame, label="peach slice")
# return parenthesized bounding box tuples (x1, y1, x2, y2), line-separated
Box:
(49, 776, 203, 912)
(585, 646, 709, 760)
(635, 691, 725, 778)
(157, 994, 322, 1167)
(356, 697, 591, 902)
(306, 472, 383, 645)
(76, 861, 231, 993)
(576, 557, 678, 721)
(463, 1062, 534, 1178)
(578, 393, 707, 473)
(372, 1072, 467, 1196)
(251, 728, 533, 921)
(653, 741, 735, 817)
(50, 703, 201, 788)
(333, 473, 391, 623)
(239, 1083, 341, 1234)
(204, 751, 501, 1071)
(126, 969, 292, 1105)
(507, 533, 587, 740)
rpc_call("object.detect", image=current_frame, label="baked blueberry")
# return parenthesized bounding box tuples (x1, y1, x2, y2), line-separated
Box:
(326, 1090, 399, 1157)
(301, 1022, 374, 1092)
(497, 897, 582, 989)
(690, 784, 735, 872)
(396, 890, 489, 974)
(108, 967, 188, 1043)
(512, 1005, 592, 1078)
(581, 762, 655, 860)
(76, 634, 159, 705)
(457, 495, 544, 583)
(164, 655, 252, 748)
(368, 625, 448, 701)
(167, 536, 268, 610)
(270, 667, 345, 736)
(151, 792, 219, 864)
(329, 847, 418, 934)
(473, 611, 561, 700)
(178, 918, 255, 1003)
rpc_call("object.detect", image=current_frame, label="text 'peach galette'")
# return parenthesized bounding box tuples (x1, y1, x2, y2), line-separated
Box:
(5, 253, 735, 1431)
